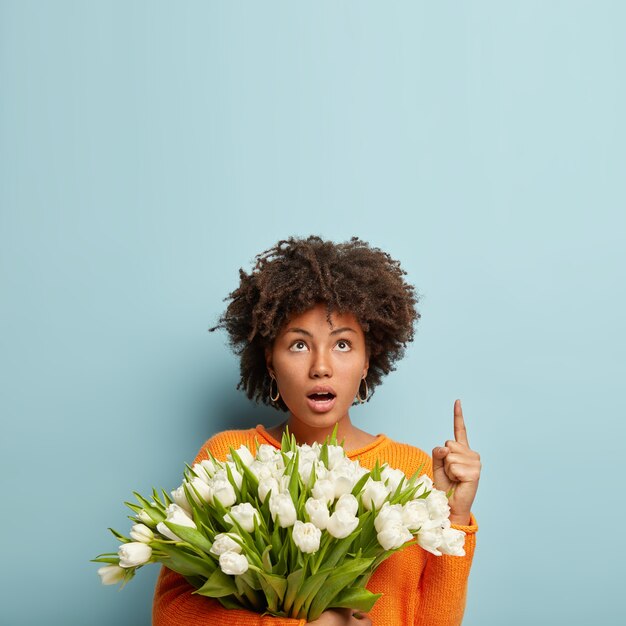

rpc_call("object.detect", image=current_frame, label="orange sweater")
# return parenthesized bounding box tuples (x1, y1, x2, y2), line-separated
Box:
(153, 426, 478, 626)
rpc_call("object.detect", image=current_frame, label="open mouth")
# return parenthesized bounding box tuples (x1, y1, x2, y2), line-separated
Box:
(306, 389, 337, 412)
(307, 392, 336, 402)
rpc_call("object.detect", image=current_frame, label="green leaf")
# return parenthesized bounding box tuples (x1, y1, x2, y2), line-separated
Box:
(319, 443, 329, 468)
(288, 450, 300, 503)
(91, 556, 120, 564)
(351, 470, 372, 499)
(306, 557, 376, 620)
(217, 595, 246, 610)
(330, 587, 382, 613)
(194, 567, 238, 598)
(156, 543, 215, 577)
(224, 459, 243, 500)
(261, 545, 273, 573)
(323, 530, 360, 569)
(258, 572, 287, 603)
(234, 574, 263, 610)
(241, 464, 259, 498)
(407, 462, 425, 486)
(290, 568, 332, 618)
(108, 527, 130, 543)
(283, 568, 305, 614)
(370, 460, 381, 481)
(160, 488, 173, 506)
(164, 522, 214, 554)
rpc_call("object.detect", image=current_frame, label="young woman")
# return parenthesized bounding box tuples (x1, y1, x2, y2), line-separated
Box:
(153, 236, 481, 626)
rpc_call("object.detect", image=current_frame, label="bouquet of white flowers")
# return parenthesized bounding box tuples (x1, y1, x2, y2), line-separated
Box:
(95, 430, 465, 620)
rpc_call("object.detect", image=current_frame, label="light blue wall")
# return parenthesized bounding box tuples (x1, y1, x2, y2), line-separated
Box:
(1, 2, 624, 625)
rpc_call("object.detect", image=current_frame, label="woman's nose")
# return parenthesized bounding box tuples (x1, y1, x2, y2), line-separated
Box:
(309, 350, 332, 378)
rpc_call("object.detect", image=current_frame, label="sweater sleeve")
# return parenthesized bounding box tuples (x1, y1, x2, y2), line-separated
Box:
(413, 451, 478, 626)
(152, 430, 307, 626)
(413, 514, 478, 626)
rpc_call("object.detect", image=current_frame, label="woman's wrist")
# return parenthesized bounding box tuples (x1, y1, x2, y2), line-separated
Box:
(449, 512, 471, 526)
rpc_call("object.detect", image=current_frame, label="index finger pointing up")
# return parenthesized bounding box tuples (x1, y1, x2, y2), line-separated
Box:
(454, 399, 469, 445)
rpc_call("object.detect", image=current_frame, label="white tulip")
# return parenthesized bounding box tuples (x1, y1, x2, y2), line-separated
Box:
(98, 564, 125, 585)
(200, 458, 221, 478)
(256, 444, 279, 463)
(298, 444, 320, 467)
(414, 474, 433, 496)
(258, 477, 280, 503)
(249, 460, 275, 481)
(224, 463, 243, 489)
(228, 445, 255, 466)
(224, 502, 260, 533)
(219, 551, 249, 575)
(326, 445, 346, 470)
(439, 527, 466, 557)
(426, 490, 450, 521)
(118, 542, 152, 568)
(377, 522, 413, 550)
(305, 498, 330, 530)
(381, 466, 405, 493)
(328, 462, 357, 498)
(129, 523, 154, 543)
(292, 520, 321, 554)
(311, 478, 335, 505)
(298, 460, 316, 484)
(211, 478, 237, 508)
(335, 494, 359, 517)
(210, 533, 243, 555)
(269, 493, 297, 528)
(137, 509, 154, 526)
(171, 485, 192, 513)
(188, 476, 213, 504)
(192, 462, 212, 484)
(361, 479, 389, 511)
(374, 502, 403, 533)
(326, 509, 359, 539)
(314, 462, 329, 481)
(157, 503, 197, 541)
(417, 525, 444, 556)
(402, 499, 431, 531)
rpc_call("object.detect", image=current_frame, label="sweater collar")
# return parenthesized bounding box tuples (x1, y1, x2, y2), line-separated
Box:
(254, 424, 389, 459)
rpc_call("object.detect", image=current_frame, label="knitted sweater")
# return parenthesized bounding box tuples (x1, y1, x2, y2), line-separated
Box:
(153, 426, 478, 626)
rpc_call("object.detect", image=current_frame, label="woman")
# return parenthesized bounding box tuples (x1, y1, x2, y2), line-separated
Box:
(153, 236, 481, 626)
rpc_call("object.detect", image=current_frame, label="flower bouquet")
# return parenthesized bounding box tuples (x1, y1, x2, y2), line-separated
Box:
(94, 430, 465, 620)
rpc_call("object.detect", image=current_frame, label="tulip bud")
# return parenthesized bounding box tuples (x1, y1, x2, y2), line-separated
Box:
(118, 542, 152, 568)
(219, 551, 249, 575)
(129, 523, 154, 543)
(292, 520, 321, 554)
(97, 564, 125, 585)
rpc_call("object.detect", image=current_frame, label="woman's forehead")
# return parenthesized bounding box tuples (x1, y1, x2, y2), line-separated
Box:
(281, 303, 363, 333)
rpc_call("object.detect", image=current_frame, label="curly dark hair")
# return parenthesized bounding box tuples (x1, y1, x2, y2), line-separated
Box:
(210, 236, 420, 411)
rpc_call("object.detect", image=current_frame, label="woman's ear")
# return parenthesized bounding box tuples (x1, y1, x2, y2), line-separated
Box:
(265, 347, 273, 375)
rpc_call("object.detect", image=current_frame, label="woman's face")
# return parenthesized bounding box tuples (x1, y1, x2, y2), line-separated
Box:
(266, 303, 369, 431)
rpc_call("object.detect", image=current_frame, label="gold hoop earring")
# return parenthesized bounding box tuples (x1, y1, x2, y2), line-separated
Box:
(357, 377, 369, 404)
(269, 375, 281, 403)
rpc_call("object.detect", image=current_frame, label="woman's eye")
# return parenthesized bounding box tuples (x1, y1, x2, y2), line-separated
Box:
(289, 341, 308, 352)
(334, 340, 352, 352)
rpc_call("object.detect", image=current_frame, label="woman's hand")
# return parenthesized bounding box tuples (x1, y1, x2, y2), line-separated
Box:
(432, 399, 481, 525)
(307, 608, 372, 625)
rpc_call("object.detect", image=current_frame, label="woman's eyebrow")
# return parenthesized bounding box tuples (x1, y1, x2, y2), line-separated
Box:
(329, 327, 357, 335)
(284, 327, 313, 337)
(284, 327, 357, 336)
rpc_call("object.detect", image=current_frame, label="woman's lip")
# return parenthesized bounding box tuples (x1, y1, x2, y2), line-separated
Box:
(306, 395, 337, 413)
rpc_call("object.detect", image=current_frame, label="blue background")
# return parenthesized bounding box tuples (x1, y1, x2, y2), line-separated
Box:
(1, 2, 625, 625)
